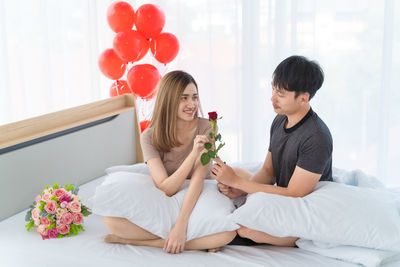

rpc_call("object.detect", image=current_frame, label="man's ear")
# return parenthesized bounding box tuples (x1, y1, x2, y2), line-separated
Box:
(300, 92, 310, 104)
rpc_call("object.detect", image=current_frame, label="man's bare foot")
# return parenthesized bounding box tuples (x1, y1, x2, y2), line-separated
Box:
(104, 234, 125, 244)
(207, 247, 221, 253)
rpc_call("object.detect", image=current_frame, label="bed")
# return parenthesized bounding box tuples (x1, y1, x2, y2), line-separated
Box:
(0, 95, 399, 267)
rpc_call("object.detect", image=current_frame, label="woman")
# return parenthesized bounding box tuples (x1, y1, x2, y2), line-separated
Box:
(102, 70, 236, 254)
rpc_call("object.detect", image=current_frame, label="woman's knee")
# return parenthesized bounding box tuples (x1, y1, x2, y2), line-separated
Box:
(103, 216, 125, 232)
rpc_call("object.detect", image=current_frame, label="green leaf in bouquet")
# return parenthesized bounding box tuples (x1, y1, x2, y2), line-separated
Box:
(204, 142, 212, 150)
(46, 222, 56, 231)
(70, 224, 81, 235)
(207, 150, 216, 158)
(66, 184, 74, 192)
(39, 209, 49, 218)
(209, 132, 213, 139)
(81, 205, 92, 216)
(53, 182, 59, 189)
(72, 183, 79, 195)
(57, 234, 63, 238)
(25, 221, 35, 231)
(200, 153, 210, 166)
(25, 209, 33, 222)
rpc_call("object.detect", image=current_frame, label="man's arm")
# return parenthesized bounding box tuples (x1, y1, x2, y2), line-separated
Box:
(249, 151, 275, 185)
(217, 152, 275, 198)
(212, 158, 321, 198)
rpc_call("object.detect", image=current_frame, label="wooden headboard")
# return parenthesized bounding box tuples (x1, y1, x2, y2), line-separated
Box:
(0, 94, 143, 221)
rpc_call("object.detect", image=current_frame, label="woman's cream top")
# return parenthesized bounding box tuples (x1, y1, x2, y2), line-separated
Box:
(140, 118, 213, 179)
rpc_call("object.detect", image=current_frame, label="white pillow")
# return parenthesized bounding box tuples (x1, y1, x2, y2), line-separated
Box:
(231, 181, 400, 251)
(296, 239, 400, 267)
(91, 171, 239, 241)
(105, 163, 150, 175)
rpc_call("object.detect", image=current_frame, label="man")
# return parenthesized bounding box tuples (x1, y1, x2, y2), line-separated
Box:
(211, 55, 333, 247)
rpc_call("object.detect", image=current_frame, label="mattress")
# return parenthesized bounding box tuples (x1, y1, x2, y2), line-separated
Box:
(1, 173, 399, 267)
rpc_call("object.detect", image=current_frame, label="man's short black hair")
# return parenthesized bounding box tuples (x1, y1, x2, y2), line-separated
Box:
(272, 55, 324, 99)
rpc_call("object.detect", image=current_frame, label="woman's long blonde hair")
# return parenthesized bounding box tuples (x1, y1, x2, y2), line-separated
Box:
(150, 70, 202, 152)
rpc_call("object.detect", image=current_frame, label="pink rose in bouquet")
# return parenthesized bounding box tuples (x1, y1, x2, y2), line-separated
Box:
(54, 188, 67, 198)
(73, 213, 84, 225)
(25, 182, 91, 240)
(47, 228, 58, 239)
(56, 224, 70, 235)
(44, 200, 58, 214)
(69, 201, 81, 213)
(61, 212, 74, 225)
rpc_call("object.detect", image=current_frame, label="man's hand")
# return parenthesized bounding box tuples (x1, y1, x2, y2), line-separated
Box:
(211, 158, 238, 187)
(217, 182, 246, 199)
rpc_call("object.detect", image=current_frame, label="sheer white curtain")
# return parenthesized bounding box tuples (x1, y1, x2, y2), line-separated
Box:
(1, 0, 399, 186)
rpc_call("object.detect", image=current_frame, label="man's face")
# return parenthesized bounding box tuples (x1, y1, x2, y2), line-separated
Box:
(270, 84, 304, 116)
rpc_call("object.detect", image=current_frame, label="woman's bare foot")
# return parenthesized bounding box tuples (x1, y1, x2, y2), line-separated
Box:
(104, 234, 126, 244)
(207, 247, 221, 253)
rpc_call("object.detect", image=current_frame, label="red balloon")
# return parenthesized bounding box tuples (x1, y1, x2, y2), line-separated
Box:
(135, 39, 150, 62)
(150, 33, 179, 64)
(98, 49, 126, 80)
(135, 4, 165, 39)
(143, 86, 158, 101)
(113, 30, 146, 62)
(127, 64, 161, 98)
(107, 1, 135, 33)
(110, 80, 132, 97)
(140, 120, 151, 133)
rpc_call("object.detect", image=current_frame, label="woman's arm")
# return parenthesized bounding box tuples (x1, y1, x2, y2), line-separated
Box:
(163, 155, 210, 253)
(147, 135, 209, 197)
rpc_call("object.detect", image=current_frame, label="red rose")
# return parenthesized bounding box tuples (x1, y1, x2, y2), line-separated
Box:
(208, 111, 218, 121)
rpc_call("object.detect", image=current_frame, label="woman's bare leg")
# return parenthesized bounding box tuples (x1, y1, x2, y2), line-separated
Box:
(106, 230, 236, 251)
(103, 216, 236, 250)
(103, 217, 159, 240)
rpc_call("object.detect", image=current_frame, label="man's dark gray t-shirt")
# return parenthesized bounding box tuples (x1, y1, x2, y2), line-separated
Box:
(268, 108, 333, 187)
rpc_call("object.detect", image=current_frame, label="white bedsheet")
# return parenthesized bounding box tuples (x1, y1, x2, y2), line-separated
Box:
(1, 165, 399, 267)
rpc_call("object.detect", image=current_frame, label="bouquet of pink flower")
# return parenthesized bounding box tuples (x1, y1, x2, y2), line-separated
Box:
(25, 182, 91, 240)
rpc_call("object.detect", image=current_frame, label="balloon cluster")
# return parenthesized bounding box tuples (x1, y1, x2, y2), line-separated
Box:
(98, 1, 179, 132)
